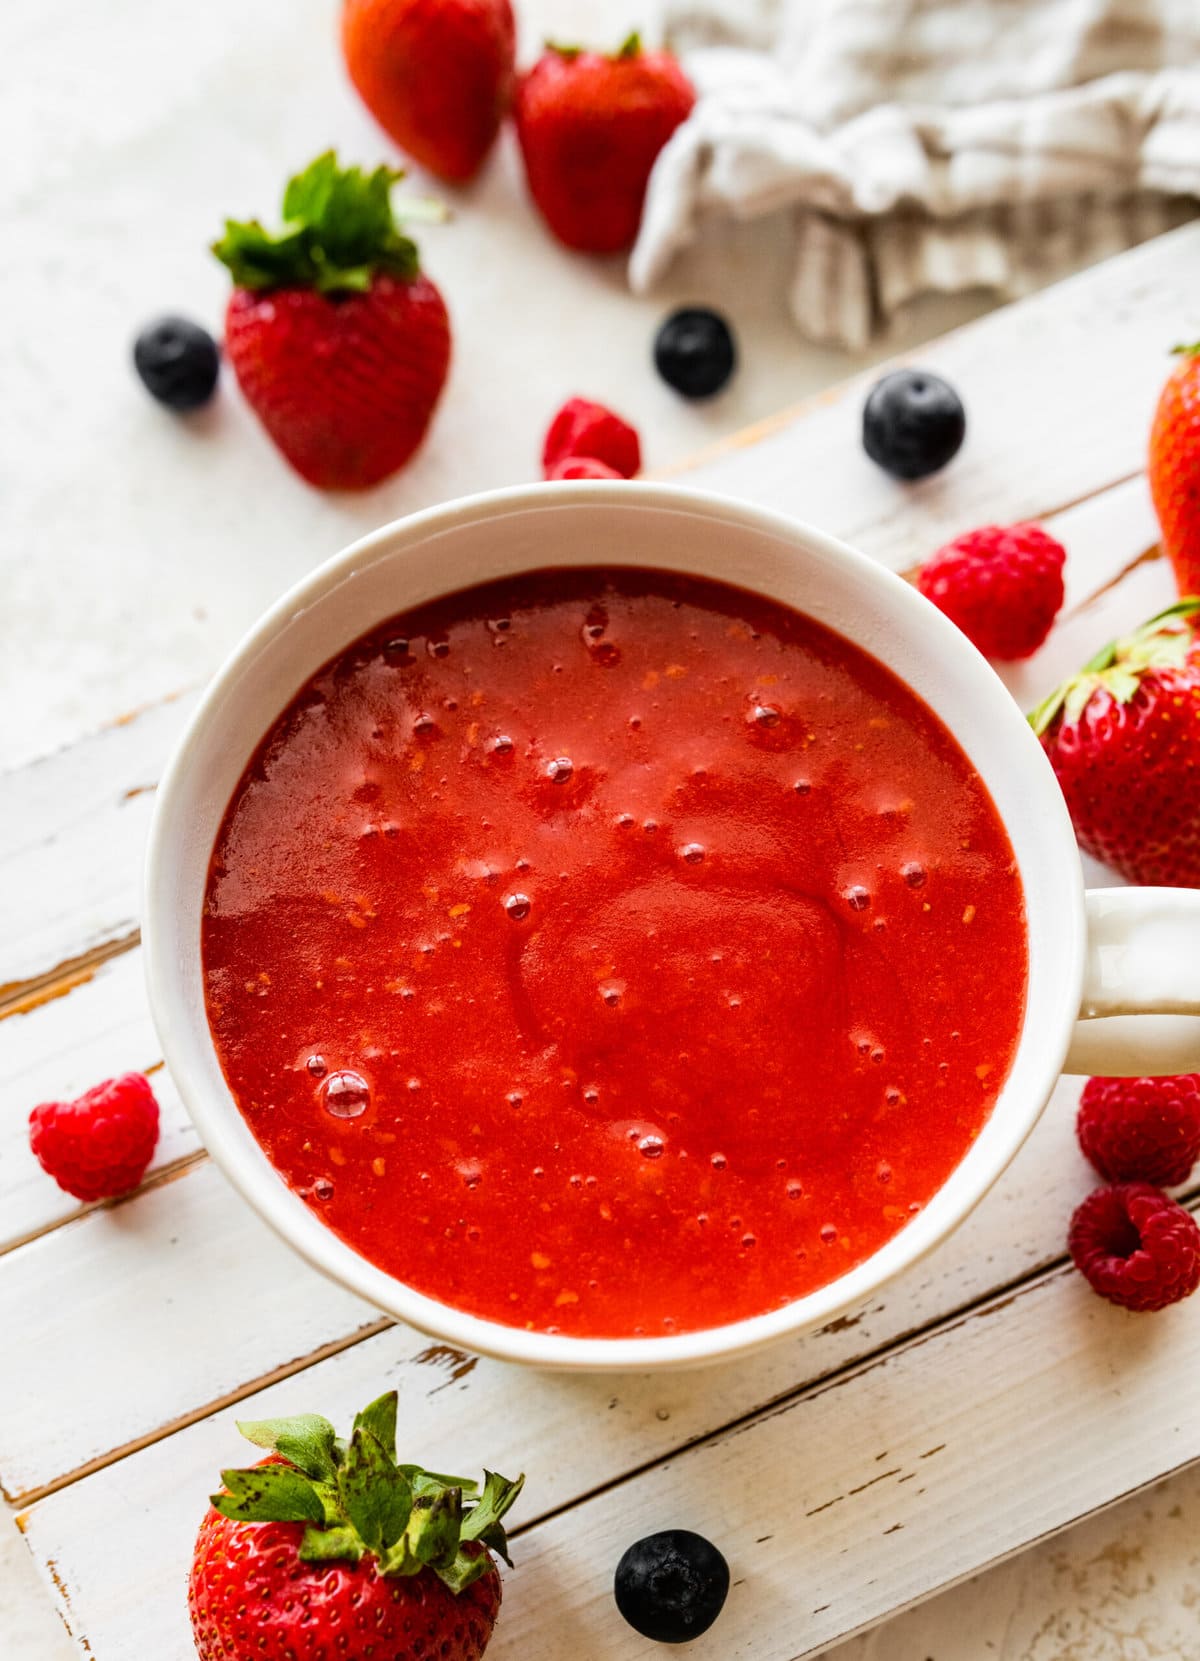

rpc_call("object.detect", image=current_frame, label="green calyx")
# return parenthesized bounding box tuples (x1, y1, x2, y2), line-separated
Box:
(1028, 596, 1200, 736)
(546, 30, 642, 61)
(211, 1392, 524, 1593)
(212, 152, 443, 296)
(1170, 342, 1200, 357)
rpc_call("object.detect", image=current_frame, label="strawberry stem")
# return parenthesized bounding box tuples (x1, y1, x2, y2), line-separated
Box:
(212, 152, 440, 296)
(210, 1393, 524, 1591)
(545, 31, 643, 61)
(1028, 596, 1200, 736)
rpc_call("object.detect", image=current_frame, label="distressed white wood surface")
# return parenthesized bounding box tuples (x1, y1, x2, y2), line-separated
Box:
(5, 229, 1200, 1658)
(18, 1216, 1200, 1661)
(0, 693, 197, 996)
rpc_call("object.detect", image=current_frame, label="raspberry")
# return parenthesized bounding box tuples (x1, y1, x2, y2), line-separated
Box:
(29, 1071, 160, 1201)
(1068, 1182, 1200, 1311)
(542, 397, 641, 479)
(1076, 1074, 1200, 1187)
(546, 456, 623, 481)
(916, 523, 1066, 660)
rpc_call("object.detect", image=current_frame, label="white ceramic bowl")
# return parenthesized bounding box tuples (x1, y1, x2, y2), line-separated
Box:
(144, 482, 1200, 1371)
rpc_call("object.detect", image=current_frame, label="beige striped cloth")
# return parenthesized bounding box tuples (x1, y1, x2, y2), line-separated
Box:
(630, 0, 1200, 348)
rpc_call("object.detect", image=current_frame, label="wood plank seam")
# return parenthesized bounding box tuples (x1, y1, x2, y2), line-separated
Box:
(16, 1184, 1198, 1518)
(0, 1148, 206, 1265)
(8, 1315, 394, 1509)
(775, 1456, 1200, 1661)
(0, 932, 141, 1022)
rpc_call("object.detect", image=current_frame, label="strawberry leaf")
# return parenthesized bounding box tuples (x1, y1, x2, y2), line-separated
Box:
(408, 1488, 463, 1566)
(337, 1429, 413, 1555)
(204, 1396, 524, 1593)
(353, 1392, 398, 1462)
(401, 1464, 479, 1499)
(213, 151, 428, 295)
(212, 1464, 325, 1524)
(298, 1525, 364, 1565)
(1029, 595, 1200, 735)
(435, 1548, 499, 1593)
(460, 1470, 524, 1566)
(236, 1414, 339, 1481)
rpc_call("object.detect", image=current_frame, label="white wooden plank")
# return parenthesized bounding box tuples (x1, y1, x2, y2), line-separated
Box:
(0, 949, 198, 1254)
(823, 1458, 1200, 1660)
(670, 222, 1200, 572)
(19, 1220, 1200, 1661)
(0, 1160, 382, 1502)
(0, 693, 196, 995)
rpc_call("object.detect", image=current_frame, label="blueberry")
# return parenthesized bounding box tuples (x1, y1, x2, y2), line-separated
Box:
(862, 368, 965, 480)
(614, 1529, 730, 1644)
(133, 315, 220, 411)
(654, 308, 737, 399)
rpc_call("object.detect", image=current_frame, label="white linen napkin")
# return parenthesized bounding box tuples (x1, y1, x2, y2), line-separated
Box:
(631, 0, 1200, 348)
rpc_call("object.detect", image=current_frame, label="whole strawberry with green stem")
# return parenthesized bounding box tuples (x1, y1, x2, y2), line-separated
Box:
(1030, 598, 1200, 886)
(514, 33, 695, 255)
(189, 1391, 523, 1661)
(1149, 343, 1200, 595)
(213, 153, 451, 490)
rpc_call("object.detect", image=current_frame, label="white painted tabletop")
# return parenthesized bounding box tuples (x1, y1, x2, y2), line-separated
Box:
(5, 0, 1199, 1656)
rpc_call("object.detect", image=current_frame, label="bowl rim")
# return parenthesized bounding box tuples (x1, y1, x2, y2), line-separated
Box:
(143, 479, 1085, 1371)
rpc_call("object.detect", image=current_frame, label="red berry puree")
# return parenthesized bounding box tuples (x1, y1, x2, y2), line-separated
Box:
(202, 568, 1027, 1337)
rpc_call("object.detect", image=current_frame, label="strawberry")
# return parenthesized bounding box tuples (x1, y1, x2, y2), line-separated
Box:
(213, 153, 451, 490)
(514, 34, 695, 255)
(1029, 598, 1200, 885)
(341, 0, 515, 183)
(1149, 344, 1200, 596)
(189, 1392, 523, 1661)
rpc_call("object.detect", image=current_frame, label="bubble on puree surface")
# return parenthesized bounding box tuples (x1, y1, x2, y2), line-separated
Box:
(202, 568, 1027, 1337)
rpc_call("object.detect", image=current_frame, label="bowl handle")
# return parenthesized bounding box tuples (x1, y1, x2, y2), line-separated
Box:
(1065, 888, 1200, 1076)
